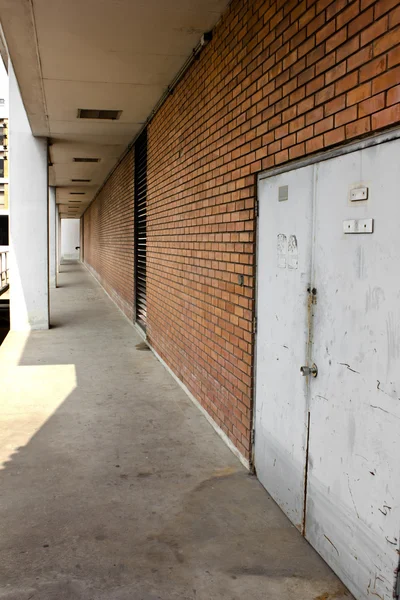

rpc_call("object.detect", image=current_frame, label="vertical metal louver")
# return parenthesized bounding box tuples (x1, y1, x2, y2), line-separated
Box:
(134, 129, 148, 330)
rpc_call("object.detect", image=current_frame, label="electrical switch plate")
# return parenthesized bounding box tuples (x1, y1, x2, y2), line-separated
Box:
(350, 187, 368, 201)
(343, 218, 374, 234)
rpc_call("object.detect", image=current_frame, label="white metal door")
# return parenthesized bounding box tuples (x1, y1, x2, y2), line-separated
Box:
(306, 141, 400, 600)
(255, 166, 314, 530)
(256, 138, 400, 600)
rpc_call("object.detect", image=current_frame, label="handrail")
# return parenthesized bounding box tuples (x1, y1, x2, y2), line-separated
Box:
(0, 251, 9, 293)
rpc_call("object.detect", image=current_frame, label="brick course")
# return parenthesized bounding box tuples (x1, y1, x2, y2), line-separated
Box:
(83, 0, 400, 462)
(82, 151, 134, 320)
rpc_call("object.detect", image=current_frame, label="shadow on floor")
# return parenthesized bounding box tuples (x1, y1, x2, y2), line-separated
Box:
(0, 296, 9, 345)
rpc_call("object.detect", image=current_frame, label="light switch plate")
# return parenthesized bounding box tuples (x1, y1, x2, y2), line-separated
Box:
(343, 218, 374, 234)
(350, 187, 368, 201)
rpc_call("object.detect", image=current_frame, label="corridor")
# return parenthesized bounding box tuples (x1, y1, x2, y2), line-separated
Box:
(0, 262, 352, 600)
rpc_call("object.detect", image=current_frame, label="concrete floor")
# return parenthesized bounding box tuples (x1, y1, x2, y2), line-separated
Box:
(0, 262, 353, 600)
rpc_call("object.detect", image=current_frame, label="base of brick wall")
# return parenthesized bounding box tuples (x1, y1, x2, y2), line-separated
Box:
(149, 342, 251, 471)
(83, 261, 134, 322)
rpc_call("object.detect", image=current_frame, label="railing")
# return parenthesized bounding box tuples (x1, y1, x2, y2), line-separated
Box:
(0, 251, 9, 293)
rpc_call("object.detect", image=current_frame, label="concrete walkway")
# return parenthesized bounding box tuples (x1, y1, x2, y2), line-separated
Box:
(0, 262, 352, 600)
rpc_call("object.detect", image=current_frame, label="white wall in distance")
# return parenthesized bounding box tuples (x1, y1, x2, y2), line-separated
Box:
(61, 219, 80, 260)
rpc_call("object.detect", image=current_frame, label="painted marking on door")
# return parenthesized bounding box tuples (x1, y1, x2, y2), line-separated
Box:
(288, 235, 299, 270)
(277, 234, 287, 268)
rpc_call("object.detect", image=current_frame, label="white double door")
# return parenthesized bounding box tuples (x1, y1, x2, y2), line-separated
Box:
(255, 139, 400, 600)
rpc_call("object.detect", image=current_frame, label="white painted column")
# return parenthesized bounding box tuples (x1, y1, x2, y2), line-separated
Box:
(9, 63, 49, 331)
(49, 186, 56, 288)
(57, 209, 61, 272)
(55, 203, 60, 284)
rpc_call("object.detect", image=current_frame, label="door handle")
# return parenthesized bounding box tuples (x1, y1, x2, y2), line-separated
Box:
(300, 364, 318, 378)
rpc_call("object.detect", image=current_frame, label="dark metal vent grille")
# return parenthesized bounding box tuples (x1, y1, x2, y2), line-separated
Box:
(73, 157, 100, 163)
(134, 129, 147, 330)
(77, 109, 122, 120)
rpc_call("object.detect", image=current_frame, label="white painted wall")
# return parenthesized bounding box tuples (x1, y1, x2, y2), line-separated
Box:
(9, 62, 49, 331)
(0, 59, 9, 119)
(61, 219, 80, 260)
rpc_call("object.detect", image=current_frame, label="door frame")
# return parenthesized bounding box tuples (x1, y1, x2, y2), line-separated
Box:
(252, 125, 400, 501)
(258, 127, 400, 185)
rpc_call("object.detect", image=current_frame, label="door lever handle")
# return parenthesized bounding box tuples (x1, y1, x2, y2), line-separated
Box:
(300, 364, 318, 378)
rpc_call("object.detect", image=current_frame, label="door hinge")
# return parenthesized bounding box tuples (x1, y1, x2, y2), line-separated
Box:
(253, 316, 257, 334)
(251, 429, 255, 445)
(255, 198, 259, 218)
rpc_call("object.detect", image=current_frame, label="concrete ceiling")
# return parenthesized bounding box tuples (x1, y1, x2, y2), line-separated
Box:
(0, 0, 229, 218)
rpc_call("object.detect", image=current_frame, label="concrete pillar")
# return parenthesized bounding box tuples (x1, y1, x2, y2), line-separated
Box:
(9, 63, 49, 331)
(57, 210, 61, 272)
(55, 203, 60, 284)
(49, 186, 56, 288)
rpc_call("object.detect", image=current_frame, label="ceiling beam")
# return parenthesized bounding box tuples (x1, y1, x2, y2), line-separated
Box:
(0, 0, 48, 135)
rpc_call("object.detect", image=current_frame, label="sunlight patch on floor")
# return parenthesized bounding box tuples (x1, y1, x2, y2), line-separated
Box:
(0, 332, 76, 468)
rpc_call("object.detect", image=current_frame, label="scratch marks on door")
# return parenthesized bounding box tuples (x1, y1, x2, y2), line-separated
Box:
(347, 474, 360, 519)
(324, 534, 340, 556)
(377, 504, 392, 516)
(338, 362, 360, 374)
(385, 537, 398, 546)
(288, 235, 299, 270)
(370, 404, 392, 416)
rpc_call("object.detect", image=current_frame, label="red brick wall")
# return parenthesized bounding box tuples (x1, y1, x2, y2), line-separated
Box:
(83, 0, 400, 463)
(82, 151, 134, 320)
(146, 0, 400, 463)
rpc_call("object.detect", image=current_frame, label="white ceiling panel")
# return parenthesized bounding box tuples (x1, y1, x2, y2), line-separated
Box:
(50, 133, 134, 145)
(34, 0, 226, 60)
(53, 163, 113, 183)
(42, 53, 188, 86)
(47, 120, 143, 138)
(51, 141, 123, 163)
(44, 80, 163, 124)
(0, 0, 229, 216)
